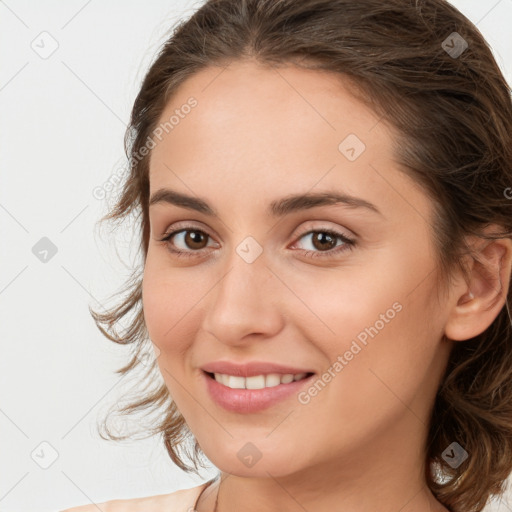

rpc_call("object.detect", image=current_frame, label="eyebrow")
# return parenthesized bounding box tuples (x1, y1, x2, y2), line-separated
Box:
(148, 188, 383, 217)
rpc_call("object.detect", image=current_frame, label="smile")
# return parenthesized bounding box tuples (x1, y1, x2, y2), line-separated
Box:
(202, 370, 315, 413)
(209, 372, 310, 389)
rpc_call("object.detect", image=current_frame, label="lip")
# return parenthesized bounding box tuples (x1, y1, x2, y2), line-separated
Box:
(201, 360, 314, 377)
(201, 364, 315, 414)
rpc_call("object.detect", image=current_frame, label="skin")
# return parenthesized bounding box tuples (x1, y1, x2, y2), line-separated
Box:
(63, 59, 512, 512)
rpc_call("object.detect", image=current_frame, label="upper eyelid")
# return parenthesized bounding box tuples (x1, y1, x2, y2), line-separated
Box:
(161, 221, 355, 245)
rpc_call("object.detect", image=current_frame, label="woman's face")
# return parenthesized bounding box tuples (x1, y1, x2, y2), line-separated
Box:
(142, 60, 454, 479)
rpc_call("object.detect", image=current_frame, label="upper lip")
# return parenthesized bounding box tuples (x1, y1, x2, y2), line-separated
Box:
(201, 361, 315, 378)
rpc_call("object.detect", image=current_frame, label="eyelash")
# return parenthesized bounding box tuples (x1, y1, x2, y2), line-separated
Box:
(158, 225, 356, 260)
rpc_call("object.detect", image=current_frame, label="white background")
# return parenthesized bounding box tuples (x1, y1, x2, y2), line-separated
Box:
(1, 1, 511, 511)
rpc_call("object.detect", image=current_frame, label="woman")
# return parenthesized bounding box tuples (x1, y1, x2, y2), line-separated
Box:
(63, 0, 512, 511)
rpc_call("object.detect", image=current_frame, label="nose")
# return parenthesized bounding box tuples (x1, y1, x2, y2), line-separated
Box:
(201, 248, 284, 347)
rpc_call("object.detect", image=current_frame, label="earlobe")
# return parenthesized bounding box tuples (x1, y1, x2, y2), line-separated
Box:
(444, 234, 512, 342)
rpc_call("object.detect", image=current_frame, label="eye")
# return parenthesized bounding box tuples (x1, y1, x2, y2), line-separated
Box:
(291, 229, 355, 259)
(159, 226, 216, 259)
(158, 225, 356, 260)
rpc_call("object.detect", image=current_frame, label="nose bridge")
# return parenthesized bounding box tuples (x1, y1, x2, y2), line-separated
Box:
(216, 232, 271, 303)
(202, 240, 283, 344)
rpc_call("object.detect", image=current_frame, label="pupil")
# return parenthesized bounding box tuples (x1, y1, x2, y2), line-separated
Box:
(314, 232, 335, 251)
(186, 230, 206, 249)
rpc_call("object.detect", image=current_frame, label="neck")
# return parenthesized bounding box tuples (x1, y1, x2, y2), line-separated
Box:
(211, 467, 444, 512)
(196, 415, 450, 512)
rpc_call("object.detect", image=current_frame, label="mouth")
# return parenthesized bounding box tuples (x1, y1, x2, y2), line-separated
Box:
(203, 370, 315, 390)
(199, 359, 317, 413)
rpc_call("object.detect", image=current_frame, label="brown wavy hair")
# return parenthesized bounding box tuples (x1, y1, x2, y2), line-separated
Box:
(90, 0, 512, 510)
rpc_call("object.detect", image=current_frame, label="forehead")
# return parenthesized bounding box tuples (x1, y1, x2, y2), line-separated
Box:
(147, 60, 431, 225)
(150, 60, 386, 168)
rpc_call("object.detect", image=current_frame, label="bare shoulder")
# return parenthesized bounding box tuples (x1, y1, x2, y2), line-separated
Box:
(59, 484, 206, 512)
(59, 502, 110, 512)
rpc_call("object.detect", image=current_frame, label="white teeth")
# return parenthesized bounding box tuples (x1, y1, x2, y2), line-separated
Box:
(246, 375, 265, 389)
(227, 375, 245, 389)
(212, 372, 309, 389)
(265, 373, 281, 387)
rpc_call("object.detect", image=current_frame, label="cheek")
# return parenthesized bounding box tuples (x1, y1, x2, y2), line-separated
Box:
(141, 262, 206, 411)
(291, 240, 439, 389)
(141, 259, 202, 354)
(142, 268, 170, 345)
(290, 285, 440, 457)
(282, 257, 406, 359)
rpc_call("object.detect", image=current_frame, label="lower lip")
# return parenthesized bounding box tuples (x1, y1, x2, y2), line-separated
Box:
(202, 371, 315, 413)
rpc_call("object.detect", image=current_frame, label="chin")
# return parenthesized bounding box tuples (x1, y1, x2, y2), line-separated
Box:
(199, 439, 307, 478)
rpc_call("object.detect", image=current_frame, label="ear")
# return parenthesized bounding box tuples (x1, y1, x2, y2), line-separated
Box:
(444, 228, 512, 342)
